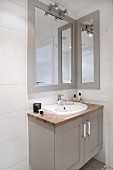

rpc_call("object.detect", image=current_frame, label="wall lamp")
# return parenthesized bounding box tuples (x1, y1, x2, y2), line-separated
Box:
(81, 23, 93, 36)
(47, 3, 68, 20)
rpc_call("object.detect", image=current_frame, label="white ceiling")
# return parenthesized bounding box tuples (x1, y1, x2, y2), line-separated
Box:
(40, 0, 112, 19)
(51, 0, 96, 14)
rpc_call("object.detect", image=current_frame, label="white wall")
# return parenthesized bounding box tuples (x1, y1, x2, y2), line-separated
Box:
(76, 0, 113, 168)
(0, 0, 27, 169)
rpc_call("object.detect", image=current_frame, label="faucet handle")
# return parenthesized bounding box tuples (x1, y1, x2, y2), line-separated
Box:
(58, 94, 64, 97)
(58, 94, 64, 101)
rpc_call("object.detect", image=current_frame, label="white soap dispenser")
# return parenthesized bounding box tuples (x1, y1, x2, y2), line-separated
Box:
(72, 94, 77, 102)
(78, 93, 82, 102)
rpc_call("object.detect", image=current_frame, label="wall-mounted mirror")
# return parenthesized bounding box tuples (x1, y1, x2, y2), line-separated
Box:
(27, 0, 75, 93)
(35, 7, 73, 86)
(77, 11, 100, 89)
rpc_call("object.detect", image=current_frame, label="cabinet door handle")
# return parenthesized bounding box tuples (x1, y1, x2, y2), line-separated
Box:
(88, 121, 91, 135)
(83, 123, 86, 138)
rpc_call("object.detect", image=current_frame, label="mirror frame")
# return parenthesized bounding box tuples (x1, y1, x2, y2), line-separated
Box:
(27, 0, 76, 94)
(76, 10, 100, 89)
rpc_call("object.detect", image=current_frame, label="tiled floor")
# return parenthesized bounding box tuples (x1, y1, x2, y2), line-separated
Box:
(79, 158, 110, 170)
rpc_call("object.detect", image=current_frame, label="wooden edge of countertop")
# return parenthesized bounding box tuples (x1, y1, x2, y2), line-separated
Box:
(27, 103, 103, 127)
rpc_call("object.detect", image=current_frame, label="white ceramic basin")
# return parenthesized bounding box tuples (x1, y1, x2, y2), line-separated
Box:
(43, 103, 88, 115)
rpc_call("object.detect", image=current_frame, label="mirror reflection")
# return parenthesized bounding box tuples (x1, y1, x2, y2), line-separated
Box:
(81, 19, 94, 83)
(35, 7, 72, 86)
(62, 27, 72, 83)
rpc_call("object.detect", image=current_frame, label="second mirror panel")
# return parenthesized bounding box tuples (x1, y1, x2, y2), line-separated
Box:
(81, 19, 94, 83)
(62, 28, 72, 83)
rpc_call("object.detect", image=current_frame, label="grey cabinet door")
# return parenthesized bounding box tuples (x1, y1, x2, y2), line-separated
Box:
(55, 117, 85, 170)
(28, 117, 55, 170)
(85, 109, 103, 163)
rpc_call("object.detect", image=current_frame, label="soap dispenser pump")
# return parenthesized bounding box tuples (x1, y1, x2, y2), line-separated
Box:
(72, 94, 77, 102)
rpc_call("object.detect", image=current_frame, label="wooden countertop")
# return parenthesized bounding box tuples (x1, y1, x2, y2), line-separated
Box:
(27, 103, 103, 127)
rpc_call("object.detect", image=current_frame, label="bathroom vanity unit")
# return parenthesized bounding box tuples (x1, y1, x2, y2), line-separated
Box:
(28, 104, 103, 170)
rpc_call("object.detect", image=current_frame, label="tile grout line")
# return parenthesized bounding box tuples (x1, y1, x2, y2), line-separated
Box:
(4, 158, 27, 170)
(8, 0, 26, 8)
(0, 25, 25, 34)
(0, 134, 27, 145)
(0, 109, 27, 116)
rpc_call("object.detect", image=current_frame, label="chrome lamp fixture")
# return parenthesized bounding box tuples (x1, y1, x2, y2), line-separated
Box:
(81, 23, 93, 37)
(63, 9, 68, 16)
(44, 11, 48, 16)
(47, 3, 68, 20)
(54, 16, 58, 21)
(55, 3, 59, 10)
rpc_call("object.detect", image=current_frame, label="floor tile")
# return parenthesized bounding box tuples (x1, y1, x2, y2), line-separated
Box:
(79, 158, 105, 170)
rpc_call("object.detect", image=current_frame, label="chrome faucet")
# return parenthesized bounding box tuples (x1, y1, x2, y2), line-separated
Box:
(58, 94, 66, 105)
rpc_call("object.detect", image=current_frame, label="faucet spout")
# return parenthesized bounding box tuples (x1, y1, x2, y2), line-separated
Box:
(58, 94, 63, 101)
(58, 94, 66, 105)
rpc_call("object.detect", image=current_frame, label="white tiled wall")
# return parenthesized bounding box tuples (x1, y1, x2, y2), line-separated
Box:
(0, 0, 26, 31)
(6, 160, 27, 170)
(76, 0, 113, 168)
(0, 111, 26, 143)
(0, 136, 26, 169)
(0, 0, 27, 170)
(0, 27, 26, 58)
